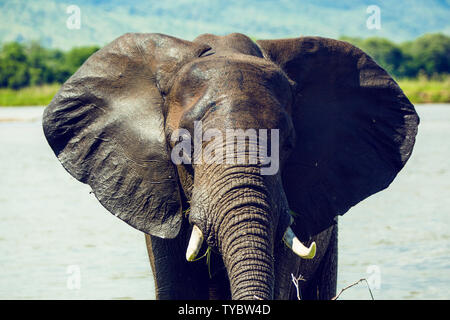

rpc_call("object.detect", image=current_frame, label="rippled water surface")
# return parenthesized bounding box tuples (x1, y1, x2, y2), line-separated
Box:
(0, 105, 448, 299)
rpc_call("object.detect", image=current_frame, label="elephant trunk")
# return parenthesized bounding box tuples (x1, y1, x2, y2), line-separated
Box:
(210, 167, 274, 300)
(220, 207, 274, 300)
(190, 162, 277, 299)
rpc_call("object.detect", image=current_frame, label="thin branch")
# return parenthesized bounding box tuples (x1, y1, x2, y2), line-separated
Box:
(332, 278, 374, 300)
(291, 273, 306, 300)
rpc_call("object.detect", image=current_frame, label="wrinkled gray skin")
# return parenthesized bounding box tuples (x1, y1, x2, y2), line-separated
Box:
(43, 33, 419, 300)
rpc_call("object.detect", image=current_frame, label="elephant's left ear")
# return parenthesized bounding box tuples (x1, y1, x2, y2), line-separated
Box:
(257, 37, 419, 237)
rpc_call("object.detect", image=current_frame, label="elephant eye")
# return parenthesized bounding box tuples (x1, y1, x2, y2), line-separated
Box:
(199, 47, 215, 57)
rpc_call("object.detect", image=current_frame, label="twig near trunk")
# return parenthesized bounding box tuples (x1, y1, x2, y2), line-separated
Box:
(291, 273, 306, 300)
(289, 274, 375, 300)
(332, 278, 375, 300)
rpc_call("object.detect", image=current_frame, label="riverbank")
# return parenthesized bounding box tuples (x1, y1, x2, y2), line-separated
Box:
(0, 84, 60, 106)
(398, 76, 450, 104)
(0, 77, 449, 106)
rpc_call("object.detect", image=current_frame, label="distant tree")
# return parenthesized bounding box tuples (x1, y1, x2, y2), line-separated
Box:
(45, 48, 71, 83)
(0, 34, 448, 89)
(341, 33, 450, 79)
(401, 33, 450, 77)
(0, 42, 30, 88)
(0, 41, 99, 89)
(359, 38, 405, 78)
(64, 46, 100, 75)
(27, 41, 49, 86)
(340, 36, 405, 78)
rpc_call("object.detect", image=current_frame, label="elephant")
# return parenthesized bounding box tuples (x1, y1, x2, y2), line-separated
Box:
(42, 32, 419, 300)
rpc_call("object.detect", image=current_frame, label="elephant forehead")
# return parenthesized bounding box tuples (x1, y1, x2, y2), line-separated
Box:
(168, 57, 293, 131)
(172, 56, 292, 106)
(164, 56, 294, 136)
(179, 55, 278, 81)
(193, 33, 264, 57)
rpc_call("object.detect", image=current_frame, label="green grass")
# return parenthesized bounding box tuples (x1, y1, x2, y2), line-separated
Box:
(0, 84, 60, 106)
(0, 76, 449, 106)
(397, 75, 450, 104)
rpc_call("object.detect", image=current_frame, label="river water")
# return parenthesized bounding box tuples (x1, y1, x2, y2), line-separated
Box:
(0, 105, 448, 299)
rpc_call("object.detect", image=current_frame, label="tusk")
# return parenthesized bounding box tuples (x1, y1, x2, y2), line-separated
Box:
(186, 225, 204, 261)
(283, 227, 316, 259)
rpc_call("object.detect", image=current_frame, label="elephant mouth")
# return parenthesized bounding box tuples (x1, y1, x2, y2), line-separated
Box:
(186, 221, 316, 261)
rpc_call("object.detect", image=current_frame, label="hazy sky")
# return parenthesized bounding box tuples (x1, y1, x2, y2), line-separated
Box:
(1, 0, 449, 48)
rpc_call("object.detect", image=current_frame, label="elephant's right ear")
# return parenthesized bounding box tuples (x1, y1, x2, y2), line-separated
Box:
(43, 33, 209, 238)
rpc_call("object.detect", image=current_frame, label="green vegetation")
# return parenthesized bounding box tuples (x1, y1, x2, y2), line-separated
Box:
(0, 84, 60, 106)
(340, 33, 450, 79)
(0, 33, 449, 106)
(0, 41, 99, 89)
(398, 75, 450, 103)
(341, 33, 450, 103)
(0, 41, 98, 106)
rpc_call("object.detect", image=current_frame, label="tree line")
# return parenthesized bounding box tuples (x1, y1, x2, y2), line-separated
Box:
(340, 33, 449, 79)
(0, 33, 449, 89)
(0, 41, 99, 89)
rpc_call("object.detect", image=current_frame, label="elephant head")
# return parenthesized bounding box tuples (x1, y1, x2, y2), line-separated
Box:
(43, 33, 419, 300)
